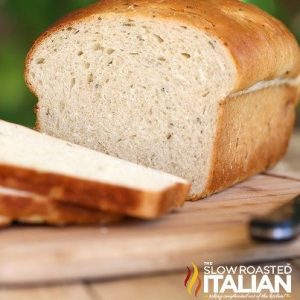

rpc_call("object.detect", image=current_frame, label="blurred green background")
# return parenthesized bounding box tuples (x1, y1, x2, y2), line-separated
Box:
(0, 0, 299, 128)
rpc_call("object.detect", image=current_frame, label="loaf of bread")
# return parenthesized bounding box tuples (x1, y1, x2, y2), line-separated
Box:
(0, 186, 122, 226)
(0, 120, 189, 218)
(25, 0, 300, 199)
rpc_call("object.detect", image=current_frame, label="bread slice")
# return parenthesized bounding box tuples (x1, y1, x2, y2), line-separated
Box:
(25, 0, 300, 199)
(0, 186, 122, 226)
(0, 121, 190, 219)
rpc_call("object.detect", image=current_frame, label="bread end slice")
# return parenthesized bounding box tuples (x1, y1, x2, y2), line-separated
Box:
(0, 164, 190, 220)
(0, 187, 122, 226)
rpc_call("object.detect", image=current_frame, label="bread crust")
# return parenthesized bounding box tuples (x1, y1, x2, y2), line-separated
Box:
(24, 0, 300, 202)
(0, 191, 122, 226)
(189, 84, 298, 200)
(25, 0, 300, 95)
(0, 216, 11, 227)
(0, 165, 190, 219)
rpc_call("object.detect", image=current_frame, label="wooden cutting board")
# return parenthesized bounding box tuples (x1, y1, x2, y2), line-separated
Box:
(0, 173, 299, 285)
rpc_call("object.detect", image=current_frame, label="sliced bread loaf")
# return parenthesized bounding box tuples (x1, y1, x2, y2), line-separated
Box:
(0, 187, 122, 226)
(0, 121, 190, 219)
(25, 0, 300, 198)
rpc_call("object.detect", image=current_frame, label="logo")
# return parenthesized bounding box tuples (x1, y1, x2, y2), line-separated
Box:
(184, 263, 202, 297)
(184, 262, 293, 299)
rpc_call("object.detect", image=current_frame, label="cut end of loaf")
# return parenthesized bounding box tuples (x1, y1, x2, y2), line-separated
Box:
(26, 14, 236, 195)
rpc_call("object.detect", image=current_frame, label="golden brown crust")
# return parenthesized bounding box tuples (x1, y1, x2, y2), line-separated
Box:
(192, 85, 298, 200)
(0, 165, 190, 219)
(25, 0, 300, 95)
(0, 192, 122, 226)
(0, 216, 11, 227)
(24, 0, 299, 203)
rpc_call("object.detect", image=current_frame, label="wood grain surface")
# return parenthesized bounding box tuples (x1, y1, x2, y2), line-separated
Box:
(1, 260, 299, 300)
(0, 132, 299, 299)
(0, 173, 299, 285)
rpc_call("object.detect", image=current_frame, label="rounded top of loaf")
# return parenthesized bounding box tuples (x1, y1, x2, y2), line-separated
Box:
(25, 0, 300, 93)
